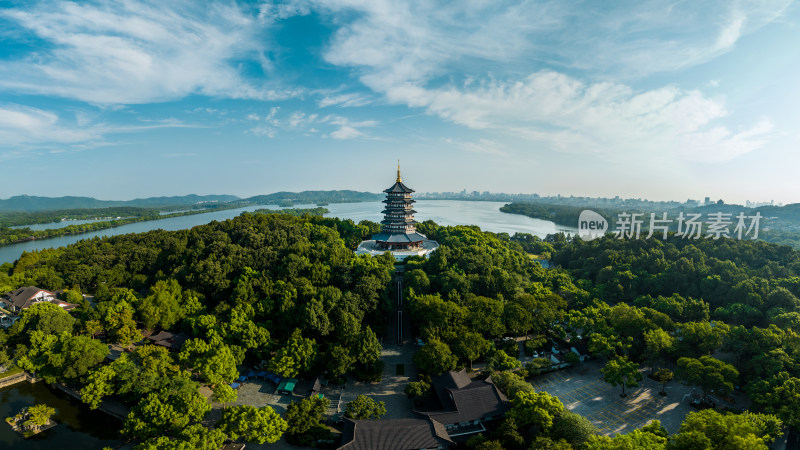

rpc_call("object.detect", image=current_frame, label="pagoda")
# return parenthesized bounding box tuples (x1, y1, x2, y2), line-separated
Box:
(356, 163, 438, 260)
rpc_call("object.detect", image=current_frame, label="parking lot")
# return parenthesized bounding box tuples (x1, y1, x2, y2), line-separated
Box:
(530, 361, 703, 435)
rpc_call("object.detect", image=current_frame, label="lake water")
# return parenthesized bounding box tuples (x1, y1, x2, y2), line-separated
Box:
(0, 382, 121, 449)
(11, 219, 116, 231)
(0, 201, 575, 265)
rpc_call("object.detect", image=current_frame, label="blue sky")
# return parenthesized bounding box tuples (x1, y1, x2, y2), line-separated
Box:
(0, 0, 798, 204)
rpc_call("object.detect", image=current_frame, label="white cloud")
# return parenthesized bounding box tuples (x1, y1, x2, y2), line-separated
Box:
(395, 71, 772, 162)
(445, 138, 509, 157)
(0, 105, 97, 146)
(0, 0, 294, 104)
(0, 103, 200, 154)
(318, 93, 373, 108)
(295, 0, 785, 161)
(330, 126, 363, 139)
(247, 108, 376, 139)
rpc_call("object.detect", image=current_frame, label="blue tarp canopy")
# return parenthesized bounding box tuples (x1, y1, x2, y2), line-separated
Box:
(265, 373, 281, 384)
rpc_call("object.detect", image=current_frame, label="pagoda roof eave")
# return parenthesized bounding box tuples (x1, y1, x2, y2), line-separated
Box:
(383, 181, 415, 193)
(381, 209, 417, 214)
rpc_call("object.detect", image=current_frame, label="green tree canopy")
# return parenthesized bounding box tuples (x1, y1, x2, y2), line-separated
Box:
(601, 356, 642, 397)
(123, 390, 211, 440)
(413, 339, 458, 375)
(676, 356, 738, 397)
(217, 405, 288, 445)
(344, 395, 387, 420)
(268, 329, 317, 378)
(451, 331, 491, 369)
(669, 410, 781, 450)
(11, 301, 76, 338)
(550, 411, 599, 447)
(506, 390, 564, 430)
(134, 424, 227, 450)
(18, 330, 108, 383)
(285, 396, 329, 436)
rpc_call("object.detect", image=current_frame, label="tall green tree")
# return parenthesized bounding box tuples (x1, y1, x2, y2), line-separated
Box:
(670, 410, 781, 450)
(550, 411, 599, 447)
(413, 338, 457, 375)
(285, 397, 329, 436)
(644, 328, 675, 371)
(179, 338, 238, 386)
(268, 329, 317, 378)
(18, 330, 108, 383)
(98, 299, 142, 346)
(11, 301, 75, 338)
(123, 390, 211, 440)
(506, 390, 564, 430)
(344, 395, 386, 420)
(654, 368, 673, 396)
(452, 331, 491, 369)
(217, 405, 287, 445)
(212, 384, 238, 408)
(134, 424, 227, 450)
(354, 326, 382, 368)
(676, 356, 738, 399)
(601, 356, 642, 397)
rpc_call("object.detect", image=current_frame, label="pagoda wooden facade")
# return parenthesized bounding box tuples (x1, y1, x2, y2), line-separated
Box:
(371, 164, 428, 250)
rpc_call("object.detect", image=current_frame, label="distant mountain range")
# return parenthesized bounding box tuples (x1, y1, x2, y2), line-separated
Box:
(0, 194, 242, 212)
(247, 190, 383, 206)
(0, 191, 384, 212)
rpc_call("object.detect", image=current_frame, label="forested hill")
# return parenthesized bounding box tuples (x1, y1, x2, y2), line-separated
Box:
(501, 201, 800, 248)
(0, 190, 383, 212)
(0, 194, 242, 211)
(245, 190, 382, 205)
(3, 212, 800, 447)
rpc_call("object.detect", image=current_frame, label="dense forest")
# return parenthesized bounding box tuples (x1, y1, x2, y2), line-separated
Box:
(502, 201, 800, 249)
(403, 228, 798, 449)
(1, 212, 798, 449)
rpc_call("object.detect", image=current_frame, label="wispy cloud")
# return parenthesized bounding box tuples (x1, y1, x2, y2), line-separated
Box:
(246, 108, 377, 140)
(318, 93, 373, 108)
(445, 138, 509, 157)
(0, 0, 295, 104)
(0, 105, 98, 146)
(0, 103, 200, 153)
(276, 0, 787, 161)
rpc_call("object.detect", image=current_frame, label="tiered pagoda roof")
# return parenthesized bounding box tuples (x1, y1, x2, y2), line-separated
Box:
(371, 163, 428, 248)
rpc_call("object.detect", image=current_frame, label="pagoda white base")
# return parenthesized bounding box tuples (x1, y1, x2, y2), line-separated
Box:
(355, 239, 439, 261)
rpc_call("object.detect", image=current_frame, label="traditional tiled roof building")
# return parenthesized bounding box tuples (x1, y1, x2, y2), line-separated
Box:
(416, 370, 510, 437)
(337, 370, 510, 450)
(339, 418, 453, 450)
(356, 163, 438, 261)
(371, 163, 428, 250)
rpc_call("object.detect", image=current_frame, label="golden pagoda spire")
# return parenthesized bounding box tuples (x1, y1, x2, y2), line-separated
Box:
(396, 160, 402, 183)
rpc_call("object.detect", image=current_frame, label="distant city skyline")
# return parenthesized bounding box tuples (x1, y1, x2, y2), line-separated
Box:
(1, 1, 799, 204)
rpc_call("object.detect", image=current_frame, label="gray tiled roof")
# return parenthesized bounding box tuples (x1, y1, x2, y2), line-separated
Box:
(383, 182, 415, 193)
(339, 418, 453, 450)
(417, 370, 509, 425)
(371, 232, 427, 243)
(4, 286, 54, 310)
